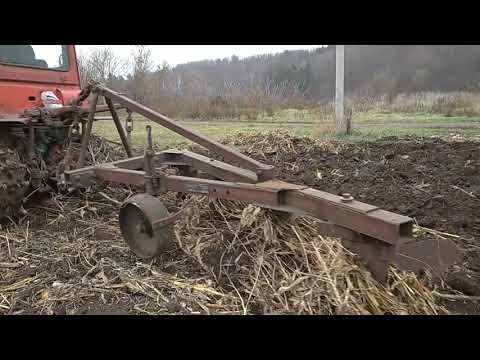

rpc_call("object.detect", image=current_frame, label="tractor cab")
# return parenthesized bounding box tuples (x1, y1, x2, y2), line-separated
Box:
(0, 45, 82, 118)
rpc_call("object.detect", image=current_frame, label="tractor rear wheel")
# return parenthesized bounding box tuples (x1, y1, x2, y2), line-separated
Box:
(0, 142, 30, 221)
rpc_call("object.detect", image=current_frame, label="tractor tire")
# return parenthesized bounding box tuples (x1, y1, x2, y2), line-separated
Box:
(0, 143, 30, 221)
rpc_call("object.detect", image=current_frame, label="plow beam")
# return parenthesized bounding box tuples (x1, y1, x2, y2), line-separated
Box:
(66, 162, 461, 283)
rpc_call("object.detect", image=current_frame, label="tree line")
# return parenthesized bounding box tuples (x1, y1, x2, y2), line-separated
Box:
(78, 45, 480, 118)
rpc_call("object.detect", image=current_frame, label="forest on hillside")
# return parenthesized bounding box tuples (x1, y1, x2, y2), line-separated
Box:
(79, 45, 480, 117)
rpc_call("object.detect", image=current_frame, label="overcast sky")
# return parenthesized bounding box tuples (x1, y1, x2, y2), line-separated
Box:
(76, 45, 323, 67)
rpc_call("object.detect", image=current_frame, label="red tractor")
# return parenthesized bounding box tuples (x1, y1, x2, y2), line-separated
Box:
(0, 45, 460, 283)
(0, 45, 83, 218)
(0, 45, 116, 219)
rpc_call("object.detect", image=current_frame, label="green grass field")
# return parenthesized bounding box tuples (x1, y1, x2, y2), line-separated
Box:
(120, 109, 480, 123)
(353, 111, 480, 124)
(93, 108, 480, 149)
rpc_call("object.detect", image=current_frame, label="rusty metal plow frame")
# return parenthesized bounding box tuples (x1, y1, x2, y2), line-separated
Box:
(64, 85, 461, 283)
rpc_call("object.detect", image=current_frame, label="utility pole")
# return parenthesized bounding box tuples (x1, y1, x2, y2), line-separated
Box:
(335, 45, 350, 134)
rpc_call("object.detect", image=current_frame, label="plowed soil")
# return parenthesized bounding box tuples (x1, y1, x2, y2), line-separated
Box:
(222, 133, 480, 313)
(2, 132, 480, 315)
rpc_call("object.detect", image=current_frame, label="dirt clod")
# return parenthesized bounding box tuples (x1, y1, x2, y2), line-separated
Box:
(446, 272, 480, 296)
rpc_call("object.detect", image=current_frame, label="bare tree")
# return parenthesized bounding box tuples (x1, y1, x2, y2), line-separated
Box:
(152, 61, 170, 102)
(129, 45, 154, 104)
(78, 46, 126, 88)
(76, 52, 89, 88)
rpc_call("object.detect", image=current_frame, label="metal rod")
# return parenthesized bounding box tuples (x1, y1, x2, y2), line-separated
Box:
(144, 125, 156, 195)
(77, 93, 99, 168)
(146, 125, 153, 150)
(179, 150, 258, 183)
(105, 97, 133, 158)
(125, 109, 133, 148)
(66, 149, 257, 184)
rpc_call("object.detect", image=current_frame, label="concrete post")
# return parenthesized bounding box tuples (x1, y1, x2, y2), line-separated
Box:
(335, 45, 349, 134)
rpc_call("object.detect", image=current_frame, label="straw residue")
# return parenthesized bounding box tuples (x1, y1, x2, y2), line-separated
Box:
(175, 196, 447, 315)
(0, 132, 454, 315)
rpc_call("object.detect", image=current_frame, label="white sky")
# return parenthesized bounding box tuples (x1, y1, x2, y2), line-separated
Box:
(76, 45, 323, 67)
(32, 45, 64, 67)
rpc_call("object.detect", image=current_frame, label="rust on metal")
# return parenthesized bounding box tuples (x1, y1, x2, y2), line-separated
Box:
(395, 237, 462, 277)
(166, 176, 282, 205)
(88, 165, 414, 247)
(284, 189, 410, 245)
(105, 97, 133, 158)
(178, 150, 258, 183)
(342, 235, 397, 283)
(341, 193, 354, 203)
(253, 180, 308, 191)
(94, 167, 145, 187)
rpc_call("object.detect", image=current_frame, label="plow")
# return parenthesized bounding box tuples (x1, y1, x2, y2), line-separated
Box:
(0, 45, 461, 286)
(65, 84, 460, 283)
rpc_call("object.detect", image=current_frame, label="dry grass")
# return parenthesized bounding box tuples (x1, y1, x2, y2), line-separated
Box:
(150, 86, 310, 121)
(312, 91, 480, 117)
(220, 129, 340, 162)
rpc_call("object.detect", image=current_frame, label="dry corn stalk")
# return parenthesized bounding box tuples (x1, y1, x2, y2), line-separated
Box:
(175, 196, 448, 315)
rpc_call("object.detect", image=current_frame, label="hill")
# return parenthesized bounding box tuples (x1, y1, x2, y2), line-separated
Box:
(167, 45, 480, 100)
